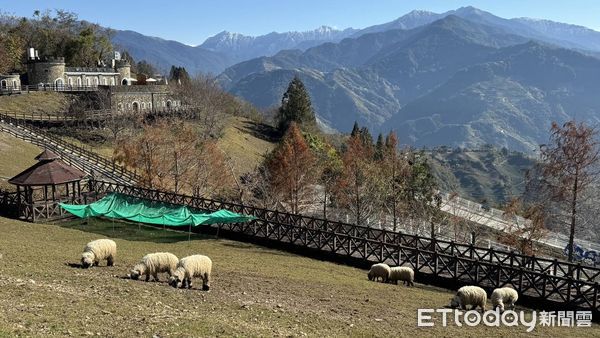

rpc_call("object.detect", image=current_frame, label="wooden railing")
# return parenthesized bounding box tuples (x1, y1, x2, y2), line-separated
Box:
(0, 113, 141, 184)
(0, 110, 113, 122)
(89, 180, 600, 314)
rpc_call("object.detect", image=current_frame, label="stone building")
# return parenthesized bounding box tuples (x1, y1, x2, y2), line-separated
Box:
(7, 48, 180, 112)
(110, 85, 180, 113)
(0, 74, 21, 89)
(25, 49, 133, 88)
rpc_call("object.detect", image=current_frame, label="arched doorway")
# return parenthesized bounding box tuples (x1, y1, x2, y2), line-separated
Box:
(122, 78, 129, 85)
(166, 100, 172, 109)
(132, 102, 139, 113)
(55, 78, 64, 88)
(0, 80, 6, 89)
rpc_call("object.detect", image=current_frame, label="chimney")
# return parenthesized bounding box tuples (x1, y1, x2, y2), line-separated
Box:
(28, 48, 35, 60)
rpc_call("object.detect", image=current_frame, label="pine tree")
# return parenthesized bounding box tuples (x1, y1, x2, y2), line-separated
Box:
(351, 121, 360, 137)
(375, 133, 385, 161)
(276, 76, 317, 132)
(359, 126, 373, 148)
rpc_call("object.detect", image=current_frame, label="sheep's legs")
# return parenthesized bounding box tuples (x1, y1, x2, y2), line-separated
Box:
(153, 273, 159, 282)
(107, 256, 114, 266)
(145, 274, 150, 282)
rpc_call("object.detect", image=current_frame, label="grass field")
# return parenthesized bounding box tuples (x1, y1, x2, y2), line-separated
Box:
(0, 216, 597, 337)
(0, 92, 72, 115)
(217, 116, 278, 177)
(0, 132, 40, 188)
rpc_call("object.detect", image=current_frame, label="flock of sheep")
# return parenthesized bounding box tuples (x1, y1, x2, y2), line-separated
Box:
(79, 238, 518, 310)
(368, 263, 519, 311)
(80, 239, 212, 290)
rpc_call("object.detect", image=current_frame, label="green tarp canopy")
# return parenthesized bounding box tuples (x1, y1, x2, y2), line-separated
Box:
(59, 192, 255, 226)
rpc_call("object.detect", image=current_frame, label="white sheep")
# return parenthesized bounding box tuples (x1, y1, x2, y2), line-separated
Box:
(367, 263, 391, 282)
(81, 239, 116, 268)
(388, 266, 415, 286)
(450, 285, 487, 311)
(168, 255, 212, 291)
(491, 287, 518, 312)
(130, 252, 179, 282)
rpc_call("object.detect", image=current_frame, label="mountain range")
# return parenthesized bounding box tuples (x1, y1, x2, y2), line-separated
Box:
(112, 6, 600, 152)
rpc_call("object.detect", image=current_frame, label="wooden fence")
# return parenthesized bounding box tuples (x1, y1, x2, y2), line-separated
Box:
(89, 179, 600, 314)
(0, 113, 141, 184)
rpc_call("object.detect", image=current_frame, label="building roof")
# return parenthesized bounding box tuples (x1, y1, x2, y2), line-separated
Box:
(34, 149, 60, 161)
(9, 151, 86, 186)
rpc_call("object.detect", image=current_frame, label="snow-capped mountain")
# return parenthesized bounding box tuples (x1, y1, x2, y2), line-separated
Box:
(200, 26, 357, 62)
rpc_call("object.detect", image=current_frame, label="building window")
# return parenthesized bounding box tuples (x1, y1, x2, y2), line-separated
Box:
(68, 78, 73, 86)
(141, 102, 146, 110)
(86, 78, 90, 86)
(77, 78, 82, 86)
(110, 78, 115, 86)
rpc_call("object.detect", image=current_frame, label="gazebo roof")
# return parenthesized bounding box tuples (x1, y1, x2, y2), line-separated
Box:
(8, 151, 86, 186)
(34, 149, 60, 161)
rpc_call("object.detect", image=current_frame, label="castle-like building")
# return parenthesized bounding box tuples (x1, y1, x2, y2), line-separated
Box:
(0, 49, 181, 113)
(25, 48, 133, 88)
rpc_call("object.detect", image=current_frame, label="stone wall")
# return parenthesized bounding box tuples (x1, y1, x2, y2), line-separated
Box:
(108, 86, 180, 113)
(26, 57, 65, 85)
(0, 74, 21, 89)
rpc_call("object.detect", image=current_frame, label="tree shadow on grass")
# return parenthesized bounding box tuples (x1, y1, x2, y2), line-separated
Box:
(55, 218, 215, 243)
(236, 120, 281, 143)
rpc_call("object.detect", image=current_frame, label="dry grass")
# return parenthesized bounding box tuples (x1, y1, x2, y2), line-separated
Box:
(0, 132, 40, 187)
(217, 116, 278, 177)
(0, 92, 72, 115)
(0, 216, 597, 337)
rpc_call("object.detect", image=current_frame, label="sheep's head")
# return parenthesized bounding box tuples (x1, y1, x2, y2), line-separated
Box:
(449, 296, 460, 308)
(81, 252, 95, 268)
(130, 264, 145, 280)
(168, 276, 181, 288)
(367, 271, 374, 281)
(130, 269, 141, 280)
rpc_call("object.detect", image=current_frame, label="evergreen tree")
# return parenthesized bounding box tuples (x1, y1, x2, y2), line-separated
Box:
(169, 66, 191, 85)
(351, 121, 360, 137)
(359, 126, 373, 147)
(276, 76, 317, 132)
(375, 133, 385, 161)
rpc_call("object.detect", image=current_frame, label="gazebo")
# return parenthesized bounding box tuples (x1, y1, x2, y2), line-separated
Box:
(9, 150, 87, 221)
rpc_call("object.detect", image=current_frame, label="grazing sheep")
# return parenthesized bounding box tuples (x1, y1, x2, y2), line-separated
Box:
(130, 252, 179, 282)
(491, 287, 518, 312)
(168, 255, 212, 291)
(388, 266, 415, 286)
(367, 263, 391, 282)
(81, 239, 116, 269)
(450, 285, 487, 311)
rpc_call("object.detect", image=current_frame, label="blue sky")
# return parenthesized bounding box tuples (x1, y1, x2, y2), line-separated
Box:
(2, 0, 599, 45)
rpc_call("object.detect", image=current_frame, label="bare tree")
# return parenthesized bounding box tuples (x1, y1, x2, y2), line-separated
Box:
(171, 74, 232, 139)
(500, 198, 547, 255)
(536, 121, 600, 262)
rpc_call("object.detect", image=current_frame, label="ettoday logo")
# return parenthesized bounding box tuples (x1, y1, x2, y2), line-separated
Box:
(417, 309, 592, 332)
